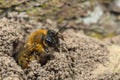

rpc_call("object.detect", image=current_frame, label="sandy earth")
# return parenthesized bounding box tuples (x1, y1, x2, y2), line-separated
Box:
(0, 18, 120, 80)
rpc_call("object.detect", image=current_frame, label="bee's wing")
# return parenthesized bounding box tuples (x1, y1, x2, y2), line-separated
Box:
(14, 44, 34, 62)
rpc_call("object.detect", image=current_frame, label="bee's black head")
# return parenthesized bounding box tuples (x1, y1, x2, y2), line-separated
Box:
(45, 30, 60, 48)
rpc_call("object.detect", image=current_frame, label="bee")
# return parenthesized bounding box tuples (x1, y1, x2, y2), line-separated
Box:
(14, 27, 65, 69)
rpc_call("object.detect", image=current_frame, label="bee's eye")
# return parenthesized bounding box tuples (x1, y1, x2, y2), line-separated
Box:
(45, 30, 59, 47)
(45, 36, 53, 47)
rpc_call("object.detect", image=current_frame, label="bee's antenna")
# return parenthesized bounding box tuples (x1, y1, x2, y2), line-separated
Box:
(55, 23, 68, 36)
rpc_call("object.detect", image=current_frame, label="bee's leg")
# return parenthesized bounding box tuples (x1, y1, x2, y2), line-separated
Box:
(39, 53, 54, 66)
(39, 54, 46, 66)
(44, 47, 49, 53)
(58, 34, 64, 40)
(54, 45, 60, 52)
(33, 51, 39, 62)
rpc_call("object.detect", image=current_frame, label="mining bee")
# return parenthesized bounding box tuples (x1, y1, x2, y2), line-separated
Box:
(14, 26, 65, 69)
